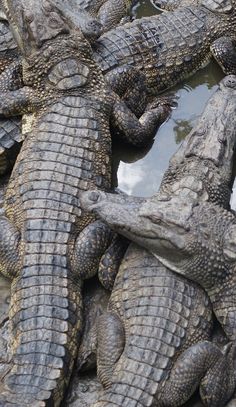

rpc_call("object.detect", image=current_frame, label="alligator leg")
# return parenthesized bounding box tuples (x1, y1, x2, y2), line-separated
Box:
(211, 37, 236, 75)
(97, 0, 131, 32)
(98, 234, 129, 290)
(112, 97, 171, 147)
(105, 65, 148, 117)
(0, 215, 20, 279)
(0, 60, 23, 92)
(70, 220, 116, 280)
(159, 341, 236, 407)
(0, 62, 23, 175)
(96, 312, 125, 388)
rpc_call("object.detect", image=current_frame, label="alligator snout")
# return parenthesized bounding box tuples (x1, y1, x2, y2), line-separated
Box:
(87, 19, 103, 38)
(80, 190, 105, 211)
(222, 75, 236, 89)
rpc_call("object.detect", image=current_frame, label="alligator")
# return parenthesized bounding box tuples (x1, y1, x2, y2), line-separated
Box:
(93, 0, 236, 95)
(0, 0, 172, 405)
(80, 75, 236, 406)
(0, 0, 153, 175)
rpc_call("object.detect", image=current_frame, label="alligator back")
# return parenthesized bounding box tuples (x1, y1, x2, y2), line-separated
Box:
(95, 245, 212, 406)
(1, 35, 113, 405)
(94, 6, 234, 93)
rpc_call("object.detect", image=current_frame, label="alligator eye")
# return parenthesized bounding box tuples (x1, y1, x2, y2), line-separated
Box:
(49, 13, 62, 29)
(144, 214, 162, 224)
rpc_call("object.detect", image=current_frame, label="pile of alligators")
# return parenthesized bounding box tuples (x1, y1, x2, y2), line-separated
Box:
(0, 0, 236, 406)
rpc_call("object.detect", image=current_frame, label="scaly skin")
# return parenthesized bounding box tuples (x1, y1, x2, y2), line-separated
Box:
(93, 0, 236, 94)
(94, 245, 224, 407)
(0, 1, 171, 405)
(151, 0, 230, 12)
(80, 75, 236, 407)
(0, 0, 150, 174)
(0, 15, 22, 175)
(77, 280, 110, 372)
(2, 0, 236, 97)
(75, 0, 132, 32)
(0, 0, 103, 176)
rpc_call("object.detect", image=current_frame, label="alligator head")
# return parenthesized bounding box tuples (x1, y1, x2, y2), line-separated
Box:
(0, 0, 102, 58)
(80, 190, 236, 288)
(80, 191, 194, 266)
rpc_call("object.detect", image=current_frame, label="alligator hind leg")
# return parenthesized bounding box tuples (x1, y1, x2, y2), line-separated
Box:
(97, 312, 125, 388)
(211, 37, 236, 75)
(159, 341, 235, 407)
(0, 216, 20, 279)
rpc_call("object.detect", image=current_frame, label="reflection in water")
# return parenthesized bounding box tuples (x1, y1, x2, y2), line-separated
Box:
(116, 60, 224, 196)
(173, 119, 193, 144)
(132, 0, 159, 17)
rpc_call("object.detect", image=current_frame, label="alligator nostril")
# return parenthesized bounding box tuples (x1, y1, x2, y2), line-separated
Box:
(88, 20, 102, 31)
(88, 191, 101, 203)
(223, 75, 236, 89)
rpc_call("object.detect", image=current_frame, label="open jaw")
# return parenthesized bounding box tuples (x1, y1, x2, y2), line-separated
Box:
(80, 190, 193, 266)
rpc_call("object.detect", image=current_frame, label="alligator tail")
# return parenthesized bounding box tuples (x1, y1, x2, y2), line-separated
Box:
(0, 226, 82, 407)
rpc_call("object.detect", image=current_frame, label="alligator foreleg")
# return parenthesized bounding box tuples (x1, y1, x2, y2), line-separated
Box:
(211, 37, 236, 75)
(0, 60, 23, 92)
(105, 66, 148, 117)
(69, 220, 115, 280)
(96, 0, 131, 32)
(0, 86, 42, 117)
(112, 98, 171, 147)
(0, 61, 23, 174)
(158, 341, 236, 407)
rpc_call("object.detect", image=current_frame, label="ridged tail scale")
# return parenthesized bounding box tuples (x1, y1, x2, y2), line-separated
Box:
(2, 95, 111, 406)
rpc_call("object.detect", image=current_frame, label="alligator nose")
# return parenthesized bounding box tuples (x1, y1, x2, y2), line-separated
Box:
(222, 75, 236, 89)
(80, 190, 103, 210)
(88, 20, 103, 37)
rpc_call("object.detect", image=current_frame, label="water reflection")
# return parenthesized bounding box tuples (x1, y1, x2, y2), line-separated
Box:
(116, 60, 224, 197)
(132, 0, 159, 17)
